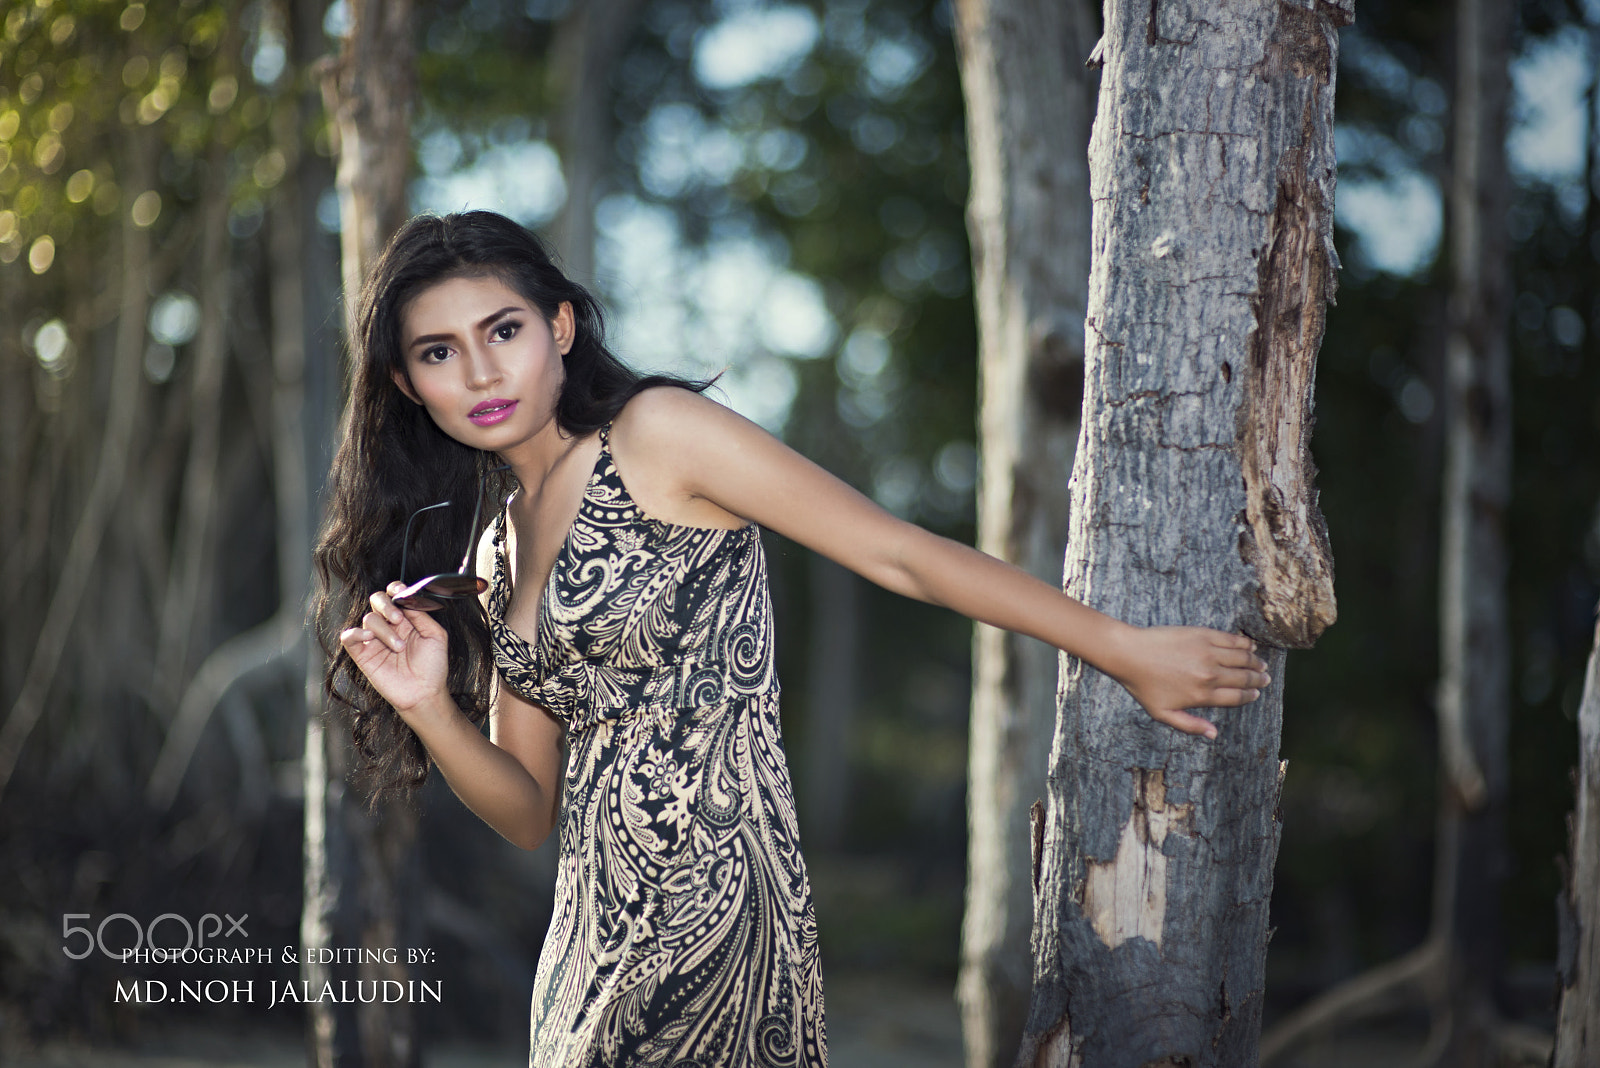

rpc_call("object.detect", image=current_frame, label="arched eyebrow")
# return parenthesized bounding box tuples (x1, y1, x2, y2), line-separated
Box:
(408, 305, 524, 350)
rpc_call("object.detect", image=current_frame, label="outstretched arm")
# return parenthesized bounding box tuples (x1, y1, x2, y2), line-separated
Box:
(612, 388, 1269, 738)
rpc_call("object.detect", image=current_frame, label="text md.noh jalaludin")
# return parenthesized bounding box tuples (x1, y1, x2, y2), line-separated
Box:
(114, 978, 444, 1007)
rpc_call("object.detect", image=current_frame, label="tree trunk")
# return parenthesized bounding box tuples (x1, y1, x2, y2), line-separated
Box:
(1259, 2, 1516, 1061)
(152, 12, 241, 712)
(1016, 1, 1344, 1063)
(549, 0, 646, 282)
(305, 3, 421, 1066)
(1426, 0, 1513, 1060)
(950, 0, 1097, 1064)
(1554, 612, 1600, 1064)
(325, 0, 414, 343)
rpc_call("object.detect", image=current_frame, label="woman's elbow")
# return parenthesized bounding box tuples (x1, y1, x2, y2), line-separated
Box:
(504, 821, 552, 852)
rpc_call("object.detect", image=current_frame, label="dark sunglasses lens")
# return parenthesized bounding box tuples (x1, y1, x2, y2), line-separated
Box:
(426, 574, 488, 598)
(393, 592, 445, 612)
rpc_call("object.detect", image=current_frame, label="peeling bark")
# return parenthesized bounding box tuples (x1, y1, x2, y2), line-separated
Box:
(1015, 1, 1346, 1063)
(952, 0, 1097, 1063)
(1082, 770, 1193, 951)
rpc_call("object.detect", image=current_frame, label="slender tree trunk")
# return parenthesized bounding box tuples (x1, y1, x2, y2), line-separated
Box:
(326, 0, 414, 343)
(0, 132, 158, 801)
(1016, 2, 1344, 1062)
(1261, 1, 1517, 1061)
(951, 0, 1096, 1064)
(1426, 1, 1513, 1062)
(152, 13, 241, 712)
(1554, 612, 1600, 1064)
(1553, 35, 1600, 1060)
(305, 3, 420, 1066)
(549, 0, 646, 282)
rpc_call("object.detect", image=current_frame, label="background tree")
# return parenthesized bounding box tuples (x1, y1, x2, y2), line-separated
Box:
(1261, 0, 1557, 1061)
(949, 0, 1096, 1064)
(304, 2, 421, 1066)
(1553, 612, 1600, 1063)
(1017, 0, 1345, 1061)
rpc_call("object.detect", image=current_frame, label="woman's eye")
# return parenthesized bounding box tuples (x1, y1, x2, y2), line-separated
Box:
(493, 321, 520, 341)
(421, 345, 450, 364)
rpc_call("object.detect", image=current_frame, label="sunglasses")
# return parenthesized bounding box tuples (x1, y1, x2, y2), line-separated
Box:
(393, 464, 511, 611)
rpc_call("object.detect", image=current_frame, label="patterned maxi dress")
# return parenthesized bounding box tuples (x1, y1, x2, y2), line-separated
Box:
(487, 424, 828, 1068)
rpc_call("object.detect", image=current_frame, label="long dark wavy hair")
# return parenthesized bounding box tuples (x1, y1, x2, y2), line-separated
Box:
(313, 210, 710, 804)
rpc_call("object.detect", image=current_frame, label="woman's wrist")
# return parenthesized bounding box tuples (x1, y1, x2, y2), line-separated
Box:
(394, 689, 459, 732)
(1078, 615, 1143, 684)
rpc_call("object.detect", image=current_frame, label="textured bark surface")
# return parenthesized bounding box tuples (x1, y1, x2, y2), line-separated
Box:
(952, 0, 1097, 1064)
(306, 3, 422, 1066)
(1554, 614, 1600, 1065)
(1016, 1, 1345, 1063)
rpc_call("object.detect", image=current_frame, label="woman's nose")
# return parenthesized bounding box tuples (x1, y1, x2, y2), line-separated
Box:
(463, 345, 501, 388)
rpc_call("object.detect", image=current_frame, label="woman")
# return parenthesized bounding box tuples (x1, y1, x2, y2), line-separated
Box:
(315, 210, 1268, 1067)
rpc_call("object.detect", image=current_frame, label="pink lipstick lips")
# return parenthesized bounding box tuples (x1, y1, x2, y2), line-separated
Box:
(468, 398, 517, 426)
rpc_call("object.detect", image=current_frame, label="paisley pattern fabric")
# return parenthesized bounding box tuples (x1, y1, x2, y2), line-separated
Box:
(488, 424, 827, 1068)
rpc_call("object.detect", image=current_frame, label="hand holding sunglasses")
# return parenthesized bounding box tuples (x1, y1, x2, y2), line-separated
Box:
(392, 465, 511, 611)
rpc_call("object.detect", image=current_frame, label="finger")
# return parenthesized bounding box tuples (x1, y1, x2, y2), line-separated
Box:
(339, 626, 386, 660)
(361, 611, 407, 652)
(1211, 687, 1263, 708)
(369, 590, 405, 627)
(1218, 647, 1270, 676)
(1210, 631, 1256, 652)
(1157, 707, 1219, 740)
(1214, 666, 1270, 692)
(400, 605, 447, 641)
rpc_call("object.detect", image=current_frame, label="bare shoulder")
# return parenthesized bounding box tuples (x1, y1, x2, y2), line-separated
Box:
(608, 385, 760, 528)
(611, 383, 755, 450)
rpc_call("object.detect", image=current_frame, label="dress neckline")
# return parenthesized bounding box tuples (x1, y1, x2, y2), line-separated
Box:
(490, 420, 762, 665)
(493, 425, 613, 654)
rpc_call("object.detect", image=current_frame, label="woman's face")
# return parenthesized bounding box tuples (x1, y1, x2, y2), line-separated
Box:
(393, 273, 574, 456)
